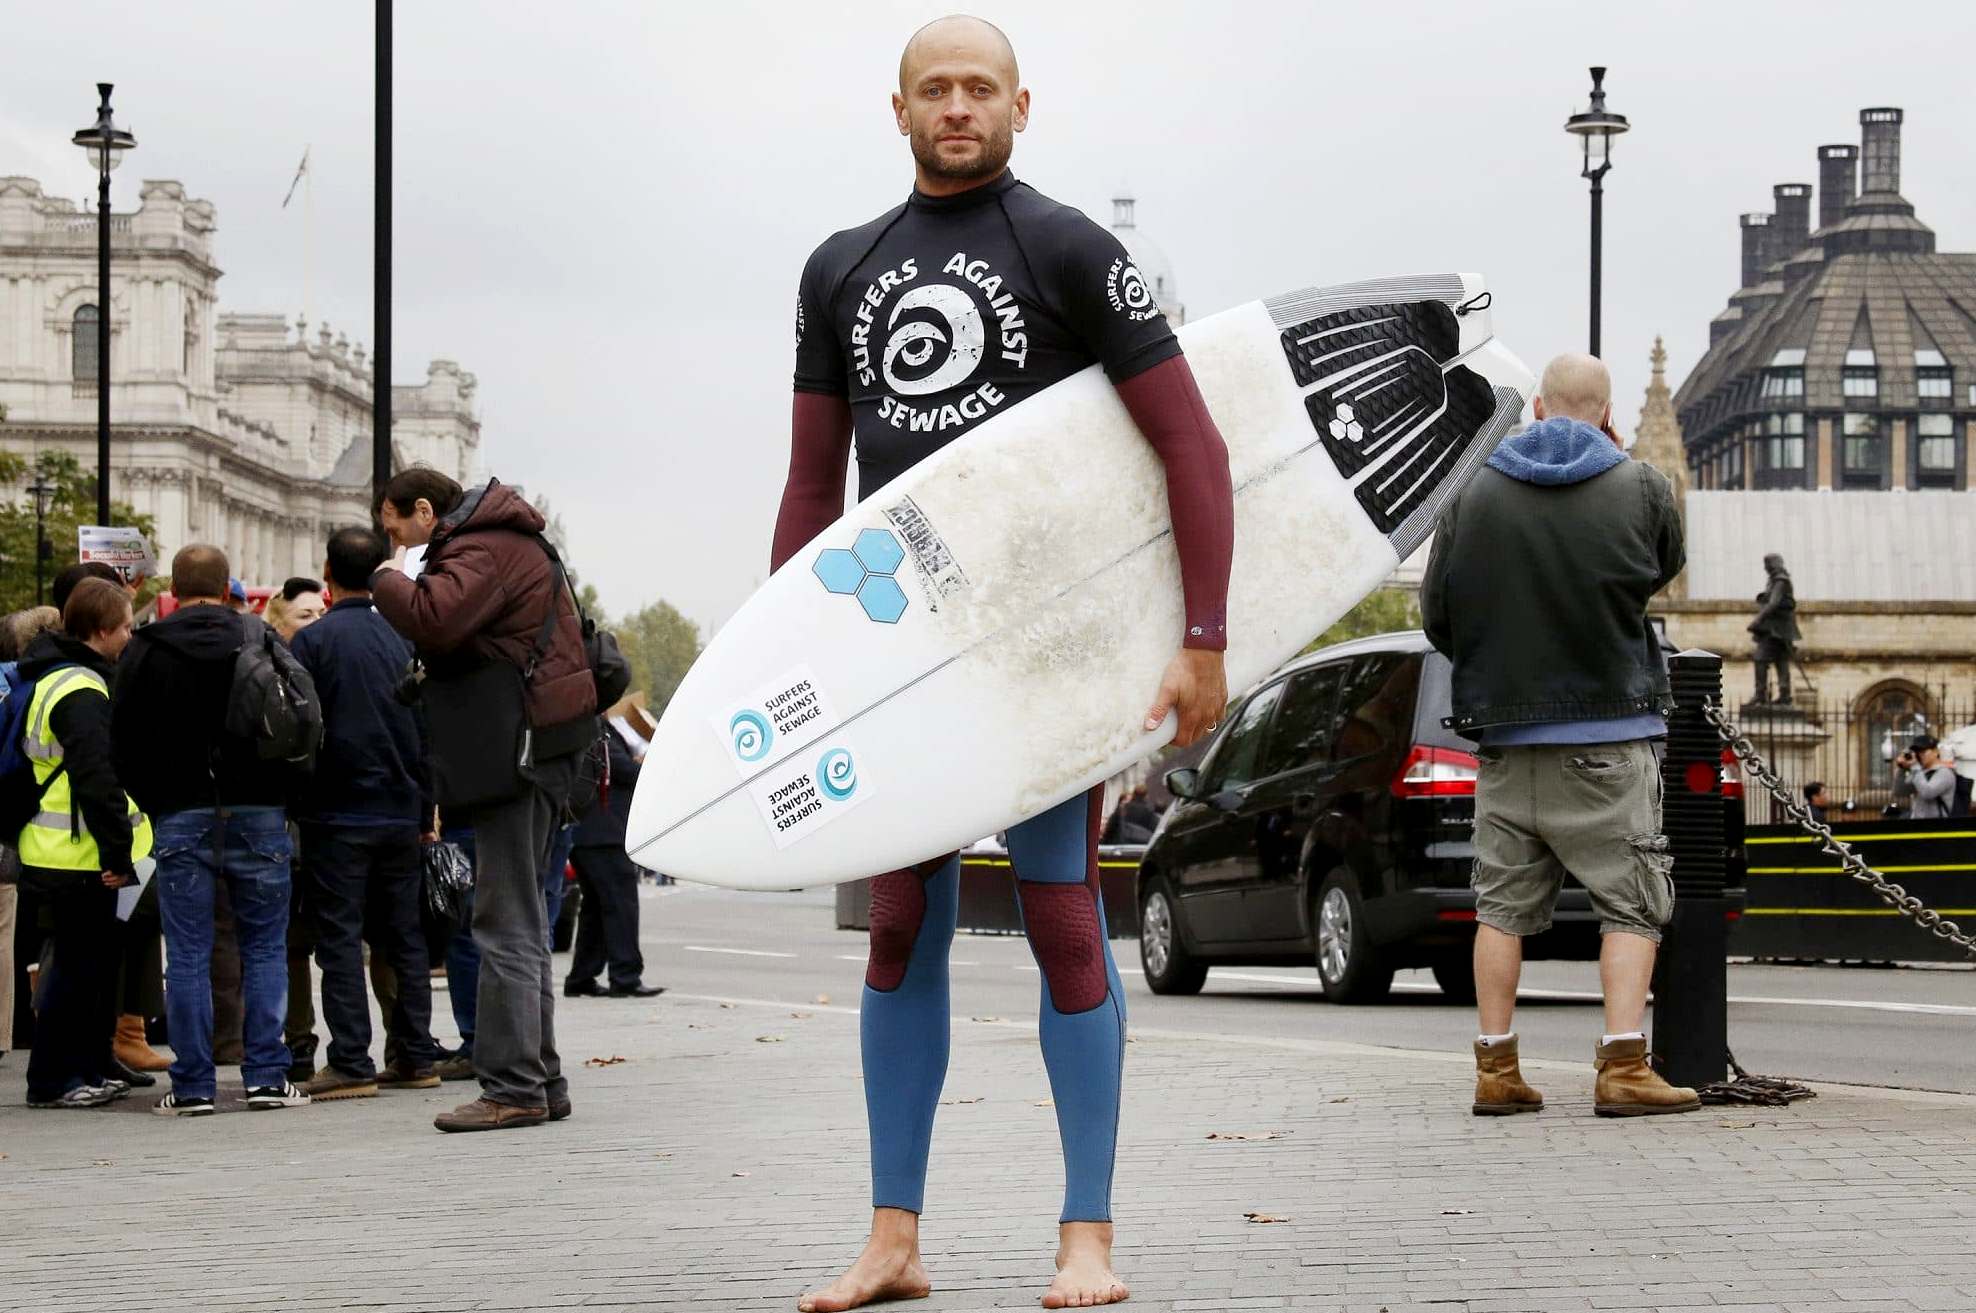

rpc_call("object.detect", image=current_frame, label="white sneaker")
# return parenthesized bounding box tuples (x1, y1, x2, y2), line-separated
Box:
(153, 1093, 217, 1117)
(28, 1084, 112, 1109)
(246, 1080, 312, 1110)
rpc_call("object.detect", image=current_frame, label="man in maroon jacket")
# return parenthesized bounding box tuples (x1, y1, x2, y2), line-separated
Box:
(370, 468, 597, 1133)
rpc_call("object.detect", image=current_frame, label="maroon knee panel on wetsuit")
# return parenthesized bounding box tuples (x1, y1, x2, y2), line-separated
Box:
(864, 854, 952, 992)
(1019, 882, 1108, 1014)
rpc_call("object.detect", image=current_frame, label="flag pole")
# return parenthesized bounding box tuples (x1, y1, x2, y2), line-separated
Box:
(304, 148, 314, 328)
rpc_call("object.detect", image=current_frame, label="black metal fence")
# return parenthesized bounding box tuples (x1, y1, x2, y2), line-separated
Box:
(1726, 693, 1975, 826)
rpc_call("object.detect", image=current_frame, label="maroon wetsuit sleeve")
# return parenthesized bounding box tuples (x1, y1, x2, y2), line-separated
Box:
(769, 391, 854, 573)
(1114, 354, 1233, 651)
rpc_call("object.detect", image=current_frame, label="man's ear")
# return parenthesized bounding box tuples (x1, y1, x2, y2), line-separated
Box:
(1531, 395, 1547, 421)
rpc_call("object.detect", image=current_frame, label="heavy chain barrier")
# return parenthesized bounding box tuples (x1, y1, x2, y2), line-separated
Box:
(1704, 699, 1976, 957)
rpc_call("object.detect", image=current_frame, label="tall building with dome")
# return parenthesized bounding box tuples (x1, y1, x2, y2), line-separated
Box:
(1644, 107, 1976, 787)
(0, 175, 481, 585)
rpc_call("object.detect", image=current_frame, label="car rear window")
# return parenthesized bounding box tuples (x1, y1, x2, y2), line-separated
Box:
(1412, 652, 1470, 749)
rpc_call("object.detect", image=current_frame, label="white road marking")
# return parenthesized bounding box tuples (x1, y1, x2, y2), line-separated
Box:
(683, 946, 797, 959)
(1198, 970, 1976, 1018)
(678, 941, 1976, 1019)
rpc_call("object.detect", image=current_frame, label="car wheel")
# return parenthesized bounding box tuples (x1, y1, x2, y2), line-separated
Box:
(1139, 879, 1208, 995)
(1430, 950, 1477, 1005)
(1313, 871, 1393, 1003)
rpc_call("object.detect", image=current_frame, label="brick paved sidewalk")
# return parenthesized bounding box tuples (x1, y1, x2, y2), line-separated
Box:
(2, 987, 1973, 1312)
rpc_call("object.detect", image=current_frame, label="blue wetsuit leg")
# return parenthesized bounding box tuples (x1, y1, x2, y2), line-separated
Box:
(861, 853, 959, 1214)
(1005, 787, 1126, 1224)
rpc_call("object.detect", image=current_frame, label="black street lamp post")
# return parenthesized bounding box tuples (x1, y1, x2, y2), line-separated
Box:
(27, 473, 54, 607)
(1565, 67, 1628, 358)
(72, 83, 136, 528)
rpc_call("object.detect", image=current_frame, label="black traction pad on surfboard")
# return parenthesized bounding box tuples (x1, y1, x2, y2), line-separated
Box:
(1278, 300, 1497, 534)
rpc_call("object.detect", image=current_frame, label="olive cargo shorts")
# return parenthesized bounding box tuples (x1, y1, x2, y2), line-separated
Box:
(1471, 739, 1675, 942)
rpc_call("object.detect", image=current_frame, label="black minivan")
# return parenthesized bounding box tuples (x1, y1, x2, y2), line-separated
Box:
(1135, 631, 1740, 1003)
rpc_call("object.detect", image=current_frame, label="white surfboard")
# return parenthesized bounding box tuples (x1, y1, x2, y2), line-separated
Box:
(629, 274, 1531, 889)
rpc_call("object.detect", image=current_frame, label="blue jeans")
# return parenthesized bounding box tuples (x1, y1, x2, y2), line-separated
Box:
(446, 830, 480, 1055)
(541, 824, 575, 953)
(156, 808, 293, 1098)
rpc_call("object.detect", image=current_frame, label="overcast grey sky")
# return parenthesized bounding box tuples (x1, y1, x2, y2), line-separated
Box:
(6, 1, 1973, 628)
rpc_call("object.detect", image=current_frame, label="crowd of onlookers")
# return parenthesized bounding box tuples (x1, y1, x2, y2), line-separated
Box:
(1, 468, 659, 1130)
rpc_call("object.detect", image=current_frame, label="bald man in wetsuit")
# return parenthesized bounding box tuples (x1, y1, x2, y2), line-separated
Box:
(781, 17, 1235, 1311)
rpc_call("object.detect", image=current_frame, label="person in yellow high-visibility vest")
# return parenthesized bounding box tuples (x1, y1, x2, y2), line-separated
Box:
(19, 579, 151, 1110)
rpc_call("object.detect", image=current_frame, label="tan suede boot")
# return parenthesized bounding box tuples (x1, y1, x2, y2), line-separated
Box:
(1593, 1037, 1702, 1116)
(1472, 1037, 1544, 1115)
(114, 1014, 172, 1073)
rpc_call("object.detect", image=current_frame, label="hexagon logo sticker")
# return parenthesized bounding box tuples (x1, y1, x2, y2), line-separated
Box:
(812, 528, 909, 624)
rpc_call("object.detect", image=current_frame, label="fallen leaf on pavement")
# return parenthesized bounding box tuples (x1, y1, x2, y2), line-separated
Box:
(687, 1023, 709, 1030)
(732, 1171, 750, 1177)
(1718, 1120, 1759, 1129)
(1033, 1099, 1054, 1108)
(719, 1002, 735, 1009)
(941, 1097, 984, 1105)
(1206, 1132, 1286, 1141)
(1244, 1212, 1290, 1224)
(1329, 1096, 1351, 1104)
(92, 1159, 114, 1168)
(583, 1055, 627, 1068)
(789, 1011, 812, 1019)
(971, 1015, 1006, 1023)
(1440, 1209, 1473, 1216)
(814, 994, 831, 1005)
(756, 1035, 785, 1044)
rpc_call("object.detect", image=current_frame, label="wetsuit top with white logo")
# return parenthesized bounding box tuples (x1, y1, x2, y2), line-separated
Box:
(793, 171, 1181, 498)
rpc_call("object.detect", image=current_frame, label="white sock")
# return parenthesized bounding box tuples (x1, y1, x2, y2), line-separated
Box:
(1476, 1032, 1514, 1047)
(1601, 1030, 1645, 1046)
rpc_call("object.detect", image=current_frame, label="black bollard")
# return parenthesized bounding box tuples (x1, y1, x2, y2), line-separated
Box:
(1652, 650, 1729, 1088)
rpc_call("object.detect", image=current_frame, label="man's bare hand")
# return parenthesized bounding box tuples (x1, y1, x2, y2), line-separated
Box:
(1143, 648, 1229, 748)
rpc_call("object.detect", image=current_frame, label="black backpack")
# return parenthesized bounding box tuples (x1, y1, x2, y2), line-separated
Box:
(225, 615, 324, 770)
(532, 537, 631, 710)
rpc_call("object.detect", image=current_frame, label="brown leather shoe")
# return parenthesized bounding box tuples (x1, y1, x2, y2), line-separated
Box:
(1472, 1037, 1544, 1115)
(114, 1015, 172, 1073)
(1594, 1037, 1702, 1117)
(433, 1097, 549, 1133)
(377, 1062, 441, 1090)
(301, 1068, 380, 1101)
(548, 1095, 572, 1122)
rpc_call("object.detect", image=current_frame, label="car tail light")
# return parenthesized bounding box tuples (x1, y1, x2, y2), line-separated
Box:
(1392, 745, 1480, 798)
(1719, 748, 1743, 801)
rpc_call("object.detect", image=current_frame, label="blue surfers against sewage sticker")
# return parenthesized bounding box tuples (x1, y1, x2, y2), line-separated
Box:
(747, 742, 873, 849)
(711, 664, 838, 777)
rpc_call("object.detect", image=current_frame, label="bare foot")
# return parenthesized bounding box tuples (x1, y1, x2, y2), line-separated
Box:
(798, 1209, 932, 1312)
(1042, 1221, 1129, 1308)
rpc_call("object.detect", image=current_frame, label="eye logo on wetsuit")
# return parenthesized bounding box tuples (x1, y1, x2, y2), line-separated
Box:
(729, 709, 774, 763)
(882, 284, 986, 396)
(817, 748, 858, 802)
(1105, 258, 1160, 322)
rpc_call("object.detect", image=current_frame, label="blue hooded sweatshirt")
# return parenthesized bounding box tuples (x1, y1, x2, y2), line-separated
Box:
(1477, 416, 1666, 747)
(1485, 416, 1625, 486)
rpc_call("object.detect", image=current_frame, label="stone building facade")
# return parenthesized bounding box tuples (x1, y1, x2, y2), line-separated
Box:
(1630, 110, 1976, 795)
(0, 175, 480, 585)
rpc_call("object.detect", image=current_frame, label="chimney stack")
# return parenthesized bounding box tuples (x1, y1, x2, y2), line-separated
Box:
(1859, 107, 1903, 196)
(1771, 184, 1812, 257)
(1740, 212, 1772, 288)
(1818, 144, 1858, 230)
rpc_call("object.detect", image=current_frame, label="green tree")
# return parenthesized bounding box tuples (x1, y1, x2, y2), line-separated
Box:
(612, 599, 702, 715)
(1302, 586, 1420, 655)
(0, 451, 157, 613)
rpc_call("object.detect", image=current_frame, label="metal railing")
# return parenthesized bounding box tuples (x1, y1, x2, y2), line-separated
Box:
(1725, 694, 1973, 825)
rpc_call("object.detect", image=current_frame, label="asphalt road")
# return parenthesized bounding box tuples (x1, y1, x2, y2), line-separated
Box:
(628, 883, 1976, 1096)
